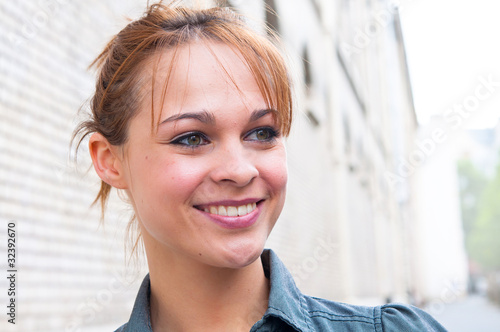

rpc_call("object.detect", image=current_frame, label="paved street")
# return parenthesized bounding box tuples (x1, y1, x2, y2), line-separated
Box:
(431, 295, 500, 331)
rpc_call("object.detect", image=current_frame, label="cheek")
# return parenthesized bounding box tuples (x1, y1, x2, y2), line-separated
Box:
(129, 154, 208, 206)
(260, 150, 288, 194)
(132, 157, 209, 230)
(157, 158, 209, 197)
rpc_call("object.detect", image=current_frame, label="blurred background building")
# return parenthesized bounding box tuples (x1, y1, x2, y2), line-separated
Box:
(2, 0, 495, 331)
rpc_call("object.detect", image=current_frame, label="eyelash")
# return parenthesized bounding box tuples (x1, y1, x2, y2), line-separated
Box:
(170, 132, 210, 148)
(245, 127, 279, 142)
(169, 127, 280, 148)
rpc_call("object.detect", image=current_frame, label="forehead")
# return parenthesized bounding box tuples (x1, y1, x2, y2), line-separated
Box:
(146, 41, 267, 118)
(155, 42, 255, 89)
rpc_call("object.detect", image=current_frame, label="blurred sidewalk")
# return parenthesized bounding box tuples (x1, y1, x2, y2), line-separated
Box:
(435, 295, 500, 331)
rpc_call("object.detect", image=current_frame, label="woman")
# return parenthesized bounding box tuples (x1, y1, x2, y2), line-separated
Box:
(74, 2, 446, 331)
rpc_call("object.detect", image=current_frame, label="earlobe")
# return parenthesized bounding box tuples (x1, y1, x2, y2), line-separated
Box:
(88, 133, 128, 189)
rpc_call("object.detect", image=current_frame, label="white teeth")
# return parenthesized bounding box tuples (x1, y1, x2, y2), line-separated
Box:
(238, 205, 247, 216)
(218, 206, 228, 216)
(203, 202, 258, 217)
(227, 206, 238, 217)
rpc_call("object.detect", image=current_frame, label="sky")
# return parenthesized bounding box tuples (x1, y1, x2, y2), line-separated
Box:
(399, 0, 500, 129)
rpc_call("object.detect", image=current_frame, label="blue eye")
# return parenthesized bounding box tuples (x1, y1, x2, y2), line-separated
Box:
(171, 133, 209, 147)
(246, 127, 279, 142)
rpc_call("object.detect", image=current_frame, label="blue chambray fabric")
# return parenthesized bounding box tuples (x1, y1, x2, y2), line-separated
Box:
(115, 249, 447, 331)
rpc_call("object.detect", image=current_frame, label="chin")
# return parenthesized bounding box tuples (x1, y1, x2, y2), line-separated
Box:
(218, 240, 265, 269)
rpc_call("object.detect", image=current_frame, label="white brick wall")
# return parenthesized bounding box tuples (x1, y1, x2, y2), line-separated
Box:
(0, 1, 149, 331)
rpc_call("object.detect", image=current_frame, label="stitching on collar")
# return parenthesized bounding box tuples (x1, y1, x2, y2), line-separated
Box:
(299, 292, 312, 331)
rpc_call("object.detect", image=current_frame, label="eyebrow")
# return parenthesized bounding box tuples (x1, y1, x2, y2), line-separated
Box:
(160, 110, 216, 126)
(159, 108, 277, 126)
(249, 109, 277, 123)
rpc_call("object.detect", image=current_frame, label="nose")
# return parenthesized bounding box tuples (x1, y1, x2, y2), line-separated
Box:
(210, 145, 259, 187)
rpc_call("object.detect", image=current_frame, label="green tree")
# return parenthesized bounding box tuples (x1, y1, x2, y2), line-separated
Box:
(457, 159, 488, 236)
(467, 161, 500, 271)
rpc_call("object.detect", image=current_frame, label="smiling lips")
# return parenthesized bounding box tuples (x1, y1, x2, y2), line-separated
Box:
(195, 200, 261, 229)
(203, 203, 257, 217)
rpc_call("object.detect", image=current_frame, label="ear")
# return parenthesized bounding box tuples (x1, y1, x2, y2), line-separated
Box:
(89, 133, 128, 189)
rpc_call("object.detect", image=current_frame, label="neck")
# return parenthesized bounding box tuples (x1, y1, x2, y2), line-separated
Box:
(145, 243, 269, 331)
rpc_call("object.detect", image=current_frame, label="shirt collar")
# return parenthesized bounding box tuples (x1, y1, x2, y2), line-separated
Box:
(258, 249, 311, 331)
(122, 249, 310, 332)
(122, 273, 153, 331)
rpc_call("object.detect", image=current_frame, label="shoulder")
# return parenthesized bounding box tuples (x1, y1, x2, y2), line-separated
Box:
(262, 249, 447, 331)
(379, 303, 447, 331)
(302, 296, 447, 331)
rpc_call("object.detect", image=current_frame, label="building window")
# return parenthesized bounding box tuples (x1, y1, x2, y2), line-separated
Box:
(302, 47, 312, 89)
(264, 0, 279, 33)
(302, 46, 320, 126)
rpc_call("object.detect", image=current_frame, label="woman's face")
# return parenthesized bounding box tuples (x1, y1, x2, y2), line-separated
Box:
(120, 42, 287, 269)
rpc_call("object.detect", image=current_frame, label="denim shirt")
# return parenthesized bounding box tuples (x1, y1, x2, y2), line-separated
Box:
(115, 249, 447, 331)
